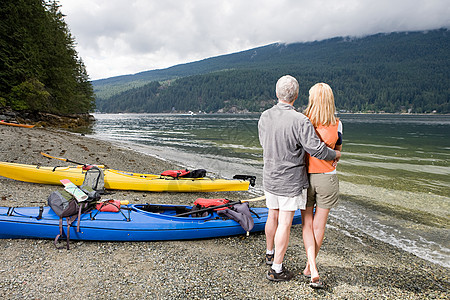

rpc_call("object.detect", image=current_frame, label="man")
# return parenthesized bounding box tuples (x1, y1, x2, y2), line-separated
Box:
(258, 75, 341, 281)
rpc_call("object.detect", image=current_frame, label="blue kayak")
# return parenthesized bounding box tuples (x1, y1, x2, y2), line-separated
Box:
(0, 204, 302, 241)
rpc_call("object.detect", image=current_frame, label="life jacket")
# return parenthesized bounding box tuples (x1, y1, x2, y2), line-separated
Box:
(161, 169, 206, 178)
(307, 120, 340, 173)
(161, 169, 190, 178)
(193, 198, 230, 210)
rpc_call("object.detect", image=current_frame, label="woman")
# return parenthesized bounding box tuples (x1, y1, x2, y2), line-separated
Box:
(302, 83, 343, 289)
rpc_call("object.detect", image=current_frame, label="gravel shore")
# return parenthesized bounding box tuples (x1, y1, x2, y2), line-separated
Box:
(0, 125, 448, 299)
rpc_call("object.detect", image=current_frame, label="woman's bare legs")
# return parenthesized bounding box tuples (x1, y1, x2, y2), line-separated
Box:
(302, 206, 330, 282)
(301, 207, 318, 280)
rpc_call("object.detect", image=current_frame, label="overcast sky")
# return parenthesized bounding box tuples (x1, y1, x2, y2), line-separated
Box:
(60, 0, 450, 80)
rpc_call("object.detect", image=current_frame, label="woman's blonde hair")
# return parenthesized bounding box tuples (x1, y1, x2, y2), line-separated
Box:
(304, 82, 336, 127)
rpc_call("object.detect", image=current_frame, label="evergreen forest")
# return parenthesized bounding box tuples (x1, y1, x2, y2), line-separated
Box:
(95, 29, 450, 114)
(0, 0, 95, 115)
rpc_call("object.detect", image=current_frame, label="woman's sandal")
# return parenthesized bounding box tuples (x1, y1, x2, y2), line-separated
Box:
(310, 279, 324, 289)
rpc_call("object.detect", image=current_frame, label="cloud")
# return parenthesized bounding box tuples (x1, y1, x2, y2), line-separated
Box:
(60, 0, 450, 80)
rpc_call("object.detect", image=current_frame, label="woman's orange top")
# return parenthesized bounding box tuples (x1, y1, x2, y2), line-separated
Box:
(307, 120, 339, 174)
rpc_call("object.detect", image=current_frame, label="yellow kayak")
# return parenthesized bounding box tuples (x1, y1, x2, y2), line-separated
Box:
(0, 162, 254, 192)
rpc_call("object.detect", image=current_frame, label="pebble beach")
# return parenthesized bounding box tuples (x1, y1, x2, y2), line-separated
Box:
(0, 125, 448, 299)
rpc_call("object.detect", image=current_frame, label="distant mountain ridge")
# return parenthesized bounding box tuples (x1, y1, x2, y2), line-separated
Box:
(93, 29, 450, 114)
(92, 43, 284, 99)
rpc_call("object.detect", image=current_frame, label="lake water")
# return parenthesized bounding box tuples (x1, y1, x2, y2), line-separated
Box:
(88, 113, 450, 268)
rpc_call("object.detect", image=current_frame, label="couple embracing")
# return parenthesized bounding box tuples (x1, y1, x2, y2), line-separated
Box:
(258, 75, 343, 288)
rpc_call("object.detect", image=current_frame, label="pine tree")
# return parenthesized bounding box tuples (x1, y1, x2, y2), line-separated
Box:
(0, 0, 95, 114)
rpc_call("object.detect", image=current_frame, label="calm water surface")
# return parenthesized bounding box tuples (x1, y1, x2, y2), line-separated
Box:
(88, 113, 450, 267)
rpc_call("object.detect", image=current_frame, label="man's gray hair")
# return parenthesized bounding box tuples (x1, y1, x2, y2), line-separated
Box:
(276, 75, 299, 103)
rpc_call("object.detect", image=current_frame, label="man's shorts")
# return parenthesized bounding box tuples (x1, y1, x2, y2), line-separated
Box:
(306, 173, 339, 209)
(264, 190, 307, 211)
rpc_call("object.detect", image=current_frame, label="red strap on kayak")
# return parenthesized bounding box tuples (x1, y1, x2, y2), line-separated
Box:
(161, 169, 190, 178)
(194, 198, 230, 211)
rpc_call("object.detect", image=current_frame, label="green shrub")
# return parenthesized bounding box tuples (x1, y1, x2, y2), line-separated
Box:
(8, 79, 50, 111)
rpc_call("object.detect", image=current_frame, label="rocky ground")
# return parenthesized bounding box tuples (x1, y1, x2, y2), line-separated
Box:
(0, 125, 448, 299)
(0, 107, 93, 128)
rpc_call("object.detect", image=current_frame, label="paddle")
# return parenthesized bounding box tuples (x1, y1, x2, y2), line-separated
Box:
(174, 195, 265, 217)
(40, 152, 85, 165)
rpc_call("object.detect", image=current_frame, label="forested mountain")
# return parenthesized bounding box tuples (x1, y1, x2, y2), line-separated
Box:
(95, 29, 450, 114)
(0, 0, 95, 115)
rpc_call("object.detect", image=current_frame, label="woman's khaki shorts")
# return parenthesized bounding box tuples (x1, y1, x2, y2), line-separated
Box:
(306, 173, 339, 209)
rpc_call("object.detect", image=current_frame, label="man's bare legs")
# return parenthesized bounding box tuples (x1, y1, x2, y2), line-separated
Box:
(265, 209, 295, 265)
(265, 208, 279, 253)
(273, 210, 295, 264)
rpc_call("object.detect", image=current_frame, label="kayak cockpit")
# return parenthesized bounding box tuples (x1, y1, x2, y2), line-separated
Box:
(132, 204, 211, 219)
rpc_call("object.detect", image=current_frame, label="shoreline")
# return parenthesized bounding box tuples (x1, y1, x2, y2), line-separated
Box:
(0, 126, 448, 299)
(91, 111, 450, 115)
